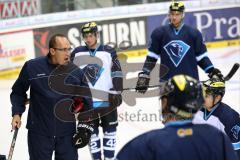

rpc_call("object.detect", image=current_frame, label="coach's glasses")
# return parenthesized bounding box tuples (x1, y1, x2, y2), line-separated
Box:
(53, 47, 72, 52)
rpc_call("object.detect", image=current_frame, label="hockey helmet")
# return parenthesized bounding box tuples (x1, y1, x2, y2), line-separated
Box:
(162, 75, 204, 118)
(81, 22, 98, 35)
(169, 1, 185, 12)
(203, 78, 225, 97)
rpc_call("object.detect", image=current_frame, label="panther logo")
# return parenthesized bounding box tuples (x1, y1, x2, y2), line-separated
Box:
(83, 64, 104, 86)
(231, 125, 240, 140)
(164, 40, 190, 67)
(169, 43, 183, 58)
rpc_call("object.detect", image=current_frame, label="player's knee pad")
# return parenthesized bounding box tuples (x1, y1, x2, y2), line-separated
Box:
(103, 128, 116, 158)
(89, 130, 101, 152)
(89, 133, 102, 160)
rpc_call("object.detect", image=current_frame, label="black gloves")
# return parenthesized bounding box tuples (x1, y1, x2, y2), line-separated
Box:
(208, 68, 224, 80)
(109, 88, 122, 107)
(0, 155, 6, 160)
(136, 72, 150, 94)
(73, 122, 94, 148)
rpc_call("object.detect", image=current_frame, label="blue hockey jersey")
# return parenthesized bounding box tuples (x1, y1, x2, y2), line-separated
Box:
(143, 23, 214, 81)
(116, 120, 238, 160)
(11, 56, 92, 137)
(193, 102, 240, 158)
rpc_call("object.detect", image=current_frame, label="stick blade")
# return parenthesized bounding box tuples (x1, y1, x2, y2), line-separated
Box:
(224, 63, 240, 81)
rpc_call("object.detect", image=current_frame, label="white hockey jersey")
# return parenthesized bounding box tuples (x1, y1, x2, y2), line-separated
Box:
(71, 44, 123, 108)
(193, 102, 240, 157)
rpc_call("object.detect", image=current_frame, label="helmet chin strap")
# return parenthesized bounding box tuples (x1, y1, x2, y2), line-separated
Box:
(182, 12, 185, 18)
(211, 94, 221, 109)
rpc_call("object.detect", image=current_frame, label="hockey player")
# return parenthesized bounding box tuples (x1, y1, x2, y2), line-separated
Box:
(193, 78, 240, 159)
(10, 34, 93, 160)
(116, 75, 238, 160)
(136, 1, 223, 93)
(71, 22, 123, 160)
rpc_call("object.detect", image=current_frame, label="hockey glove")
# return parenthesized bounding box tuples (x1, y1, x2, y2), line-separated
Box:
(0, 155, 6, 160)
(208, 68, 224, 81)
(71, 97, 84, 114)
(136, 72, 150, 94)
(73, 122, 94, 149)
(109, 88, 122, 107)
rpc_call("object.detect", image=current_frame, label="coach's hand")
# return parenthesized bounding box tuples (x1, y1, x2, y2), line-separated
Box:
(11, 114, 21, 130)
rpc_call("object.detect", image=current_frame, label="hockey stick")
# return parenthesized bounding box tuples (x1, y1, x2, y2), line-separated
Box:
(123, 63, 240, 91)
(123, 83, 164, 91)
(7, 128, 19, 160)
(224, 63, 239, 81)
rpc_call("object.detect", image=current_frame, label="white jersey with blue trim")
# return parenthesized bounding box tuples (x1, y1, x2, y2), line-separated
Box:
(193, 106, 226, 134)
(193, 102, 240, 157)
(71, 44, 122, 108)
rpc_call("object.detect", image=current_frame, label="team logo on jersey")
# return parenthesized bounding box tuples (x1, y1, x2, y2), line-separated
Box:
(177, 128, 193, 138)
(231, 125, 240, 139)
(83, 64, 104, 86)
(163, 40, 190, 67)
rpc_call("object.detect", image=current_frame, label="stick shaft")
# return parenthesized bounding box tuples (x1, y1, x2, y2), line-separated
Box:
(7, 128, 19, 160)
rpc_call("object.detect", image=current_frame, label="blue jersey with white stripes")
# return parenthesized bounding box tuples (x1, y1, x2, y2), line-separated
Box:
(194, 102, 240, 158)
(116, 120, 238, 160)
(144, 23, 213, 81)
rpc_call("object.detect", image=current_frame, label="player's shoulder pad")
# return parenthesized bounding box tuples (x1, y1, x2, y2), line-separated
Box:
(220, 102, 240, 118)
(71, 46, 88, 59)
(152, 26, 165, 34)
(151, 26, 166, 39)
(184, 24, 201, 36)
(72, 46, 88, 54)
(102, 44, 116, 55)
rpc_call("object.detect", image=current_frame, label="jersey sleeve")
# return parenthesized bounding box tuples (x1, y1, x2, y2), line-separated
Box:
(194, 29, 214, 73)
(148, 28, 162, 56)
(110, 48, 123, 91)
(221, 130, 239, 160)
(10, 62, 30, 116)
(142, 29, 161, 74)
(225, 111, 240, 153)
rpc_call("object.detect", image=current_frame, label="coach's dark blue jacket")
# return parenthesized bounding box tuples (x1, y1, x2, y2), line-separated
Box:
(10, 56, 92, 137)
